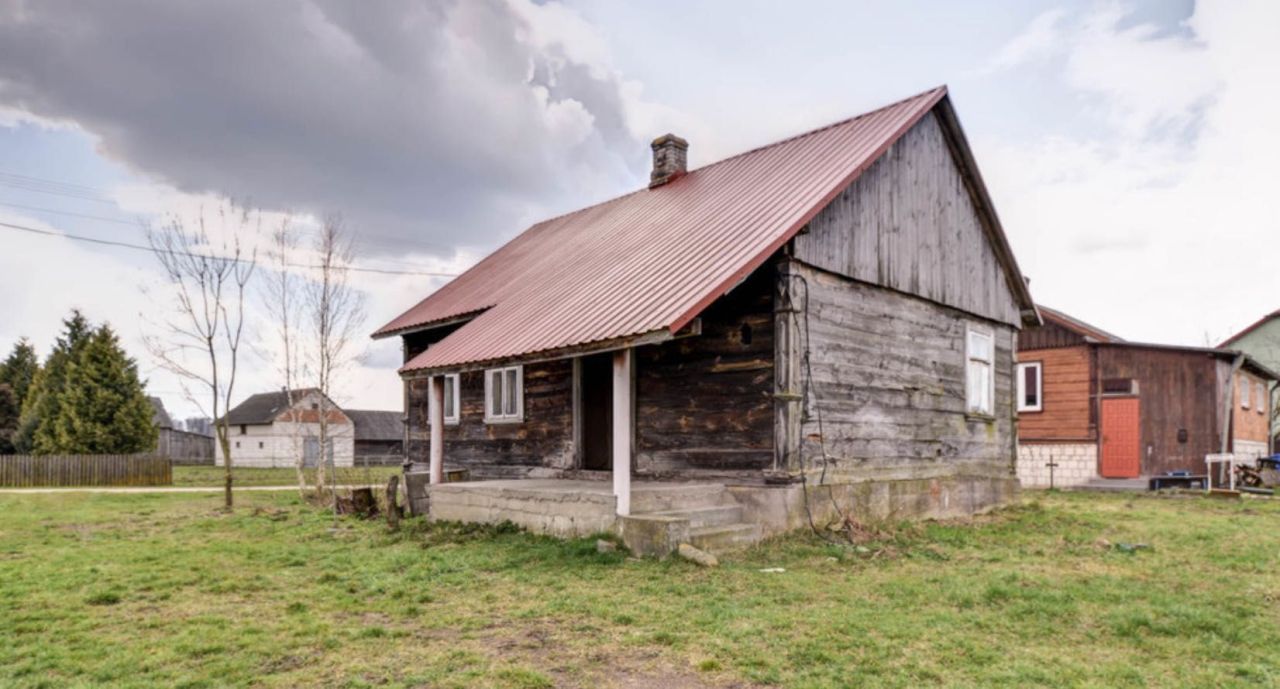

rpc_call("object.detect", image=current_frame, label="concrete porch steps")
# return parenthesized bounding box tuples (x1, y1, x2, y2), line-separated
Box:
(646, 504, 744, 529)
(631, 484, 763, 555)
(630, 483, 738, 513)
(689, 523, 762, 553)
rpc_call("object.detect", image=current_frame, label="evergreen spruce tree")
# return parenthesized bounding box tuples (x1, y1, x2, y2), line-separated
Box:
(49, 325, 157, 454)
(0, 383, 18, 454)
(0, 338, 39, 409)
(16, 311, 93, 454)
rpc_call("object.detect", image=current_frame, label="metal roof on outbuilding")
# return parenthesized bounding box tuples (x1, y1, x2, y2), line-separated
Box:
(377, 86, 1034, 374)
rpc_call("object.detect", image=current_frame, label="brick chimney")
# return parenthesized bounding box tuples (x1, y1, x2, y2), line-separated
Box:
(649, 133, 688, 188)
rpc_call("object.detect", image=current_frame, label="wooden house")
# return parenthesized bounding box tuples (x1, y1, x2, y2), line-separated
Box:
(1220, 310, 1279, 453)
(375, 87, 1039, 553)
(1015, 306, 1277, 487)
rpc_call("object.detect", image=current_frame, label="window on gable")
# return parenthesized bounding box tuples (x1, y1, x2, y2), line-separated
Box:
(965, 326, 995, 416)
(484, 365, 523, 423)
(430, 373, 461, 425)
(1016, 362, 1042, 413)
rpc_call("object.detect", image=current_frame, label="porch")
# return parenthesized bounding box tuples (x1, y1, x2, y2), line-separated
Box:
(426, 478, 762, 555)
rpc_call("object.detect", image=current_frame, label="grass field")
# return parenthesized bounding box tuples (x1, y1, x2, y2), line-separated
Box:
(1, 490, 1277, 688)
(170, 465, 401, 488)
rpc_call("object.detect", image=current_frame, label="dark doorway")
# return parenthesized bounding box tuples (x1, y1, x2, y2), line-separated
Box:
(580, 353, 613, 471)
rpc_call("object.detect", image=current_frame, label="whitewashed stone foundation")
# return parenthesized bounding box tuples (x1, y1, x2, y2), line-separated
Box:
(1017, 442, 1096, 488)
(1233, 440, 1269, 461)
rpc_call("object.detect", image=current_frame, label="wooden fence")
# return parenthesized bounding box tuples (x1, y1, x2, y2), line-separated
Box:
(0, 454, 173, 488)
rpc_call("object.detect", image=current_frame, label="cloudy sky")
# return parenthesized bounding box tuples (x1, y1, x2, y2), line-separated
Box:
(0, 0, 1275, 420)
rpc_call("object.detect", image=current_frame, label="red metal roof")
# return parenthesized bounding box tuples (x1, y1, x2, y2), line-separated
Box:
(380, 86, 952, 373)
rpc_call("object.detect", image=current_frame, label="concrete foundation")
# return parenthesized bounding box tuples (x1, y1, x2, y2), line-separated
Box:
(728, 474, 1020, 539)
(417, 474, 1019, 556)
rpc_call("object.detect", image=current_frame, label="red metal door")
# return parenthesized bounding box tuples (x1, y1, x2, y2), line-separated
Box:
(1100, 397, 1141, 478)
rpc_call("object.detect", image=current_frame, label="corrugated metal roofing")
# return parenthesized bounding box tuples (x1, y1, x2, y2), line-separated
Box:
(379, 86, 952, 373)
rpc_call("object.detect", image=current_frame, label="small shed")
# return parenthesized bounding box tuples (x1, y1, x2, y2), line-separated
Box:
(147, 396, 214, 465)
(346, 409, 405, 466)
(1016, 306, 1277, 487)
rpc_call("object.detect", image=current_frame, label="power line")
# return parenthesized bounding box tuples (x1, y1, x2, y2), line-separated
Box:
(0, 220, 459, 278)
(0, 171, 115, 205)
(0, 199, 141, 225)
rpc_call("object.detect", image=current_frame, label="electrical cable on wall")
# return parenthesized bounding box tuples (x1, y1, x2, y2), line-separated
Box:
(782, 270, 851, 543)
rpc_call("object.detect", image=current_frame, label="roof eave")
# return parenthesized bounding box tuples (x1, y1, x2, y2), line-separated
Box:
(398, 327, 675, 378)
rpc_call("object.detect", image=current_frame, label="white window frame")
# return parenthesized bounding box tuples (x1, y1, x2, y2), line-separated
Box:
(484, 365, 524, 424)
(1241, 377, 1250, 410)
(1016, 361, 1043, 413)
(1258, 382, 1268, 415)
(429, 373, 461, 426)
(965, 325, 996, 417)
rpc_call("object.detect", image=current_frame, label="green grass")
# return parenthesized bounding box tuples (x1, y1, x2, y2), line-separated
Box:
(1, 491, 1278, 688)
(170, 465, 400, 488)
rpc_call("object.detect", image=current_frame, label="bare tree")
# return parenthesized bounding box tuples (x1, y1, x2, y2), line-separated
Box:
(146, 205, 257, 509)
(304, 216, 365, 500)
(259, 217, 310, 496)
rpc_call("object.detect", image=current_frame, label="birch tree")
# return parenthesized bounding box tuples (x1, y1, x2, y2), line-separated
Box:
(304, 216, 365, 499)
(146, 206, 257, 509)
(260, 217, 309, 496)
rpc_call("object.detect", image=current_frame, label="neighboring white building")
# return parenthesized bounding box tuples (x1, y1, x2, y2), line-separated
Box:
(217, 388, 355, 468)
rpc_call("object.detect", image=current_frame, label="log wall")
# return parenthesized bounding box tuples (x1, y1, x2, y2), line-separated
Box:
(634, 266, 775, 475)
(406, 359, 574, 478)
(780, 260, 1016, 481)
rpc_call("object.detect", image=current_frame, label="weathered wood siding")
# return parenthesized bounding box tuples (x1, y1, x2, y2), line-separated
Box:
(793, 111, 1022, 328)
(1016, 345, 1095, 442)
(782, 260, 1015, 480)
(1095, 345, 1222, 476)
(635, 266, 775, 475)
(405, 360, 574, 478)
(1019, 319, 1089, 351)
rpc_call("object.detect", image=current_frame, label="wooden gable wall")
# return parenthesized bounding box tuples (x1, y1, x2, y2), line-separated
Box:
(792, 110, 1022, 328)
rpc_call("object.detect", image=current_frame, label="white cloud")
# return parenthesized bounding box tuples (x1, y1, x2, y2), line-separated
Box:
(977, 8, 1067, 73)
(982, 0, 1280, 345)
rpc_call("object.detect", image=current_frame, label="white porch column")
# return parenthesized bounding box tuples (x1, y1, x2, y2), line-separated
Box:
(429, 375, 445, 485)
(612, 348, 633, 516)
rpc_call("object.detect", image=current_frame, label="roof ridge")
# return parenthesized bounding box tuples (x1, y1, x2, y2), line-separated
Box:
(525, 85, 947, 229)
(688, 85, 948, 175)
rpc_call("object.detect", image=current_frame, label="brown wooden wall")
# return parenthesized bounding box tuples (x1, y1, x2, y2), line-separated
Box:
(783, 260, 1016, 481)
(1016, 345, 1095, 442)
(405, 359, 574, 478)
(634, 265, 775, 475)
(1018, 319, 1089, 351)
(1096, 346, 1223, 476)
